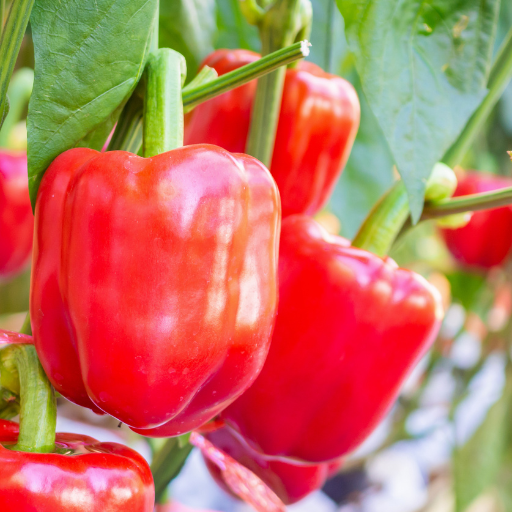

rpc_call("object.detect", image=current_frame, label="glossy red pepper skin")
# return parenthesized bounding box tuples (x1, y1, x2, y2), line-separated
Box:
(184, 49, 360, 217)
(221, 215, 442, 463)
(0, 419, 154, 511)
(203, 427, 342, 505)
(442, 171, 512, 269)
(31, 146, 280, 434)
(0, 151, 33, 278)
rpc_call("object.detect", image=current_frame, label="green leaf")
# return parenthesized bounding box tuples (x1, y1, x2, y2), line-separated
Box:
(328, 70, 394, 239)
(214, 0, 260, 52)
(453, 366, 511, 512)
(337, 0, 500, 222)
(27, 0, 158, 205)
(159, 0, 216, 80)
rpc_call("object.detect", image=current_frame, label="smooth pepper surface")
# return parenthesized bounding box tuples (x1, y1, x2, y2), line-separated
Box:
(31, 146, 280, 434)
(442, 171, 512, 269)
(0, 419, 154, 511)
(221, 215, 443, 463)
(203, 426, 342, 505)
(0, 151, 33, 278)
(184, 49, 360, 217)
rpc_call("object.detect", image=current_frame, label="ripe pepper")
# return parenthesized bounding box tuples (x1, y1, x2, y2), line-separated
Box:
(0, 151, 33, 278)
(31, 145, 280, 434)
(202, 426, 342, 505)
(220, 215, 442, 463)
(441, 171, 512, 269)
(0, 419, 154, 511)
(184, 49, 360, 217)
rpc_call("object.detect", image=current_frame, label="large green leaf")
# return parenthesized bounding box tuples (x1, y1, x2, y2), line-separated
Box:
(27, 0, 158, 205)
(337, 0, 500, 222)
(328, 70, 394, 239)
(159, 0, 216, 79)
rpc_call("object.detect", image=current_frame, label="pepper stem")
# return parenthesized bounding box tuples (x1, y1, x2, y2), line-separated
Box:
(0, 342, 56, 453)
(245, 0, 312, 166)
(111, 42, 308, 156)
(182, 41, 310, 111)
(143, 49, 187, 158)
(0, 0, 35, 127)
(352, 163, 457, 257)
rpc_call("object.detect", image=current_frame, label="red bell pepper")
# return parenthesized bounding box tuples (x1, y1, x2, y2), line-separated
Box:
(0, 151, 33, 278)
(202, 426, 342, 505)
(31, 145, 280, 434)
(442, 171, 512, 269)
(184, 49, 360, 217)
(0, 419, 154, 511)
(220, 215, 442, 463)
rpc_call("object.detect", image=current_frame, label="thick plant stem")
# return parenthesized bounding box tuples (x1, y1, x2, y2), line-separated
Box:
(0, 343, 56, 453)
(442, 27, 512, 167)
(111, 43, 308, 155)
(353, 164, 457, 257)
(182, 41, 309, 111)
(245, 0, 309, 166)
(143, 49, 186, 157)
(0, 0, 35, 126)
(151, 437, 193, 504)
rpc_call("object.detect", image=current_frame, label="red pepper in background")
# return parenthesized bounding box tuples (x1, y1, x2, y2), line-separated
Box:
(221, 215, 442, 463)
(0, 419, 154, 511)
(203, 427, 343, 505)
(184, 49, 360, 217)
(0, 151, 33, 278)
(441, 171, 512, 269)
(31, 146, 280, 435)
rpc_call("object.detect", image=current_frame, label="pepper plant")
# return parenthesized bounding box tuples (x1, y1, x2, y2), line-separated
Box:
(1, 0, 512, 511)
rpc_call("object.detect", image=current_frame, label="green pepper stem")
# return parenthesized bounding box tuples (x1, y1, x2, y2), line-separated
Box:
(0, 0, 35, 127)
(353, 163, 457, 256)
(442, 26, 512, 167)
(110, 42, 309, 156)
(143, 49, 186, 158)
(182, 41, 309, 111)
(245, 0, 311, 166)
(0, 67, 34, 147)
(352, 182, 410, 257)
(0, 343, 56, 453)
(422, 186, 512, 220)
(151, 437, 193, 504)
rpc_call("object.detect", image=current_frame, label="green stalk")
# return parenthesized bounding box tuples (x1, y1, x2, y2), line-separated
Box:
(442, 27, 512, 167)
(422, 186, 512, 220)
(182, 40, 309, 111)
(0, 343, 56, 453)
(110, 42, 308, 155)
(0, 67, 33, 147)
(143, 49, 186, 157)
(151, 437, 193, 504)
(245, 0, 308, 166)
(353, 163, 457, 256)
(0, 0, 35, 127)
